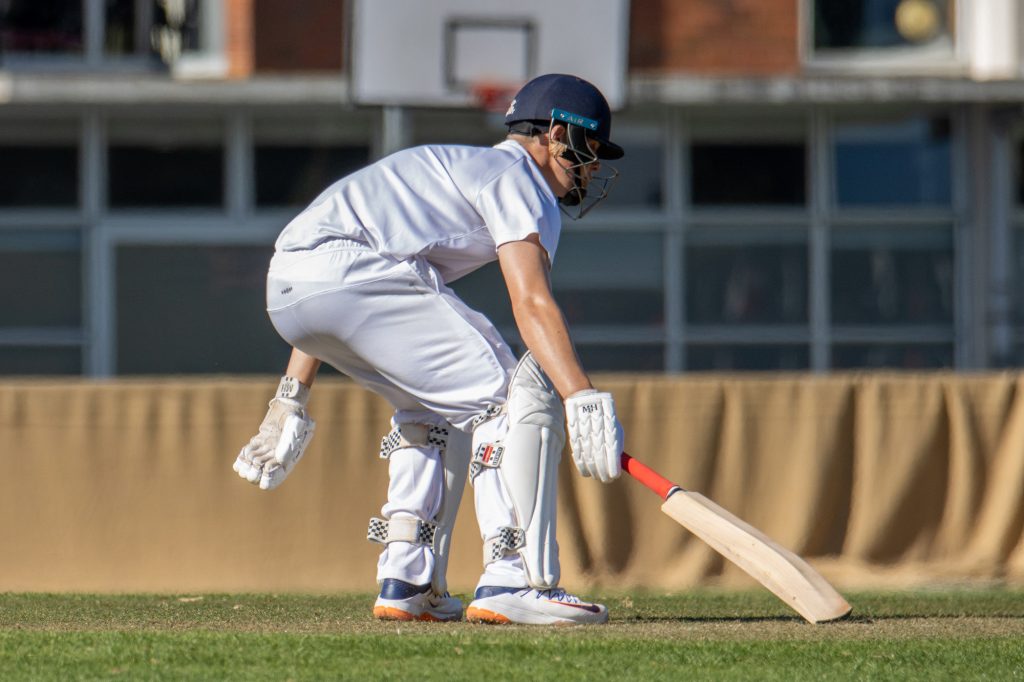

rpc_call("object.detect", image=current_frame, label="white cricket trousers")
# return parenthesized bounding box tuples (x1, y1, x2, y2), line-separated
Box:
(266, 239, 536, 589)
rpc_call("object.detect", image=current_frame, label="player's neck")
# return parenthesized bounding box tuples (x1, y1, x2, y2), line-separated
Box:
(510, 136, 570, 200)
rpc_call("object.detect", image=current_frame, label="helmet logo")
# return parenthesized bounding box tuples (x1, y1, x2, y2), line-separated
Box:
(505, 98, 516, 118)
(551, 108, 599, 132)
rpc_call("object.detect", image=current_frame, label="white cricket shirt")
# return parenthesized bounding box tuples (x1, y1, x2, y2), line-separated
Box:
(274, 140, 562, 282)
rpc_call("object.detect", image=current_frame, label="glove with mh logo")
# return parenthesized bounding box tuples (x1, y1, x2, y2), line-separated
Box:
(565, 389, 623, 483)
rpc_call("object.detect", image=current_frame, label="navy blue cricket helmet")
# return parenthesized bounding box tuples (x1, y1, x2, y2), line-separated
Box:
(504, 74, 624, 160)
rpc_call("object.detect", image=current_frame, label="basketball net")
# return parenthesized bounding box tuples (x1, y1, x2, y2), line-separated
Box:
(470, 81, 519, 114)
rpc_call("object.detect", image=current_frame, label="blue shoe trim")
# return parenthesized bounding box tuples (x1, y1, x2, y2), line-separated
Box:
(473, 585, 526, 599)
(379, 579, 431, 600)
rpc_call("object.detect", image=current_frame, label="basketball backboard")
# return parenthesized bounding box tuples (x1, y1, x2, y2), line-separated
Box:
(349, 0, 629, 110)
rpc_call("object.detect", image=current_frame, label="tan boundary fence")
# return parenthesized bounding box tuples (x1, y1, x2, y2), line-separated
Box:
(2, 373, 1023, 593)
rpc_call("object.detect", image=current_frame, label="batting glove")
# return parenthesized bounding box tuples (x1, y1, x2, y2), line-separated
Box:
(565, 389, 624, 483)
(233, 376, 316, 490)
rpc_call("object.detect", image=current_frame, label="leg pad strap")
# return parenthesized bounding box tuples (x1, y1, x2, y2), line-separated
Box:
(368, 516, 437, 546)
(379, 423, 449, 459)
(484, 526, 527, 565)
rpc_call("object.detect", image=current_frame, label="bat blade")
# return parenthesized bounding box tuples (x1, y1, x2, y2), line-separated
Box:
(661, 490, 852, 623)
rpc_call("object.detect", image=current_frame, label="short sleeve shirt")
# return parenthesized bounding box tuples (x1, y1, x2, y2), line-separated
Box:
(274, 140, 562, 282)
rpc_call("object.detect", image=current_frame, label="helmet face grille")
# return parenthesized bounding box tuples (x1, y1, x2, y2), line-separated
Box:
(551, 113, 619, 220)
(558, 163, 619, 220)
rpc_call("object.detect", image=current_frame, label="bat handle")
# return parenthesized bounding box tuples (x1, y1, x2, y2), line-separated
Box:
(621, 452, 682, 501)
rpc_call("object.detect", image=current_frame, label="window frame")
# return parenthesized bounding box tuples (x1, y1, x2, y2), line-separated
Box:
(799, 0, 968, 75)
(251, 113, 375, 209)
(0, 102, 982, 375)
(0, 112, 87, 372)
(0, 0, 225, 75)
(822, 107, 961, 366)
(1007, 122, 1024, 365)
(105, 113, 227, 214)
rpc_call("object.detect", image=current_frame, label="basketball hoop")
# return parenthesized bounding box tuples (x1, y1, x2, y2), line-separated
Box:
(470, 81, 519, 114)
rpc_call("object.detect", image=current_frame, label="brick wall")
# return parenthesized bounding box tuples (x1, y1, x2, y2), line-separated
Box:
(230, 0, 798, 78)
(252, 0, 345, 72)
(226, 0, 254, 78)
(630, 0, 800, 75)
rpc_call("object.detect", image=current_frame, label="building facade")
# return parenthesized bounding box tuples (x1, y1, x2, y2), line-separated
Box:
(2, 0, 1023, 375)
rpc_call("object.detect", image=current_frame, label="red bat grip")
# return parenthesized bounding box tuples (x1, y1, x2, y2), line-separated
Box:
(621, 452, 679, 500)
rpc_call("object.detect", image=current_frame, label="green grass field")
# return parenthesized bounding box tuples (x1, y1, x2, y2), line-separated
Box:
(2, 590, 1023, 681)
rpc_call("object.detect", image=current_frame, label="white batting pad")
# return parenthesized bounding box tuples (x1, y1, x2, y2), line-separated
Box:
(483, 352, 565, 589)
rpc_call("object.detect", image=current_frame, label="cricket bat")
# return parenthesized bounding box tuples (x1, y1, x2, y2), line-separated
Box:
(622, 453, 852, 624)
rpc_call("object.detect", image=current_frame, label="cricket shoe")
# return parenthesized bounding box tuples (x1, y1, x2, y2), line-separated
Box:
(372, 579, 463, 622)
(466, 586, 608, 625)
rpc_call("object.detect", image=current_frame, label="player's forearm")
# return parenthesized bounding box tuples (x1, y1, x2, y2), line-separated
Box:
(285, 348, 321, 387)
(511, 296, 592, 399)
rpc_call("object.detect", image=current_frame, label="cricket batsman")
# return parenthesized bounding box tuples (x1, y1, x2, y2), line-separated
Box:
(233, 74, 626, 625)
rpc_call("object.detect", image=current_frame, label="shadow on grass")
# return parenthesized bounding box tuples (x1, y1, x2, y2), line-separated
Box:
(618, 615, 806, 624)
(616, 611, 885, 625)
(857, 613, 1024, 621)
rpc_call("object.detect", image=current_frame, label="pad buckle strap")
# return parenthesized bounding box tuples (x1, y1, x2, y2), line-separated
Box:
(367, 516, 437, 546)
(469, 441, 505, 480)
(483, 526, 526, 565)
(379, 423, 449, 459)
(471, 404, 505, 429)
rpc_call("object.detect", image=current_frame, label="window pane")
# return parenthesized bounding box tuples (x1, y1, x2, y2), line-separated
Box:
(109, 145, 223, 207)
(104, 0, 138, 55)
(0, 145, 78, 207)
(686, 243, 808, 324)
(449, 261, 513, 328)
(831, 228, 953, 324)
(554, 289, 664, 327)
(834, 117, 951, 206)
(688, 344, 809, 371)
(692, 144, 806, 206)
(832, 343, 953, 369)
(1015, 232, 1024, 323)
(551, 232, 664, 326)
(0, 347, 81, 374)
(255, 145, 370, 207)
(578, 345, 664, 371)
(1016, 138, 1024, 205)
(452, 236, 665, 330)
(0, 231, 81, 327)
(412, 110, 508, 146)
(603, 141, 662, 209)
(153, 0, 202, 52)
(814, 0, 953, 50)
(0, 0, 84, 54)
(117, 246, 289, 373)
(105, 0, 202, 58)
